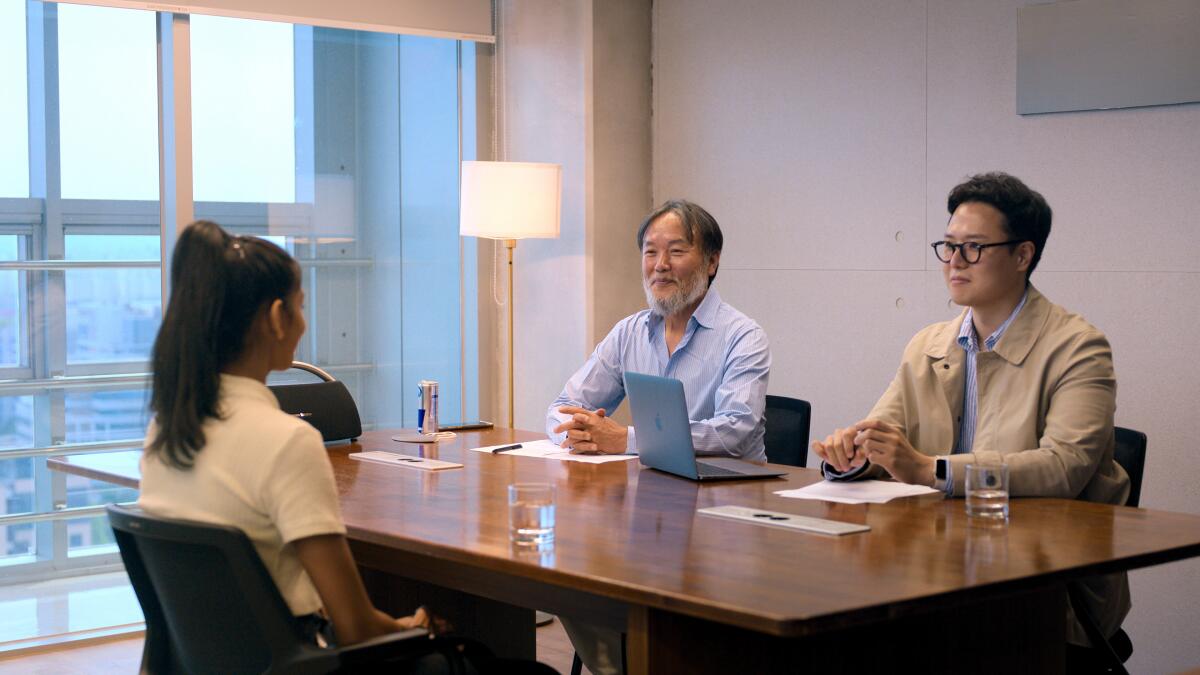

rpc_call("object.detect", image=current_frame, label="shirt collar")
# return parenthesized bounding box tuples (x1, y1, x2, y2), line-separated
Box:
(956, 309, 980, 352)
(957, 287, 1030, 353)
(219, 373, 280, 409)
(691, 286, 721, 329)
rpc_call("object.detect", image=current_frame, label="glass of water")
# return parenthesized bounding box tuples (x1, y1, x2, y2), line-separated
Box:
(508, 483, 556, 546)
(965, 463, 1009, 520)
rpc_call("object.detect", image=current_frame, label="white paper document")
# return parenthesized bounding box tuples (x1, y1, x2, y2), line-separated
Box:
(349, 451, 463, 471)
(469, 439, 638, 464)
(774, 480, 940, 504)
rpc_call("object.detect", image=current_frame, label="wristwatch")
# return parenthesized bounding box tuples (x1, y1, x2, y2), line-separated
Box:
(933, 456, 949, 492)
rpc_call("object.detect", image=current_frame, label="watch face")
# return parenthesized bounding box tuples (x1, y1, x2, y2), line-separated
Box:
(935, 459, 947, 481)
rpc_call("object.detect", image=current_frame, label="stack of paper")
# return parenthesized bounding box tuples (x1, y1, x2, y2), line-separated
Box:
(775, 480, 940, 504)
(470, 439, 637, 464)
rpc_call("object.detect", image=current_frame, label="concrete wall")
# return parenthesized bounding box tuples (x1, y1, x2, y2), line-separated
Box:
(588, 0, 651, 354)
(587, 0, 652, 425)
(652, 1, 1200, 672)
(490, 0, 649, 430)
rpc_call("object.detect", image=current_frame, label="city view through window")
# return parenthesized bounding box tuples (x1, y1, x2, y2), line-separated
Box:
(1, 0, 478, 607)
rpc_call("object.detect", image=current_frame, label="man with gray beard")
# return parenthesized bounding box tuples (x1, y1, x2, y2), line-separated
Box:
(545, 200, 770, 675)
(547, 199, 771, 463)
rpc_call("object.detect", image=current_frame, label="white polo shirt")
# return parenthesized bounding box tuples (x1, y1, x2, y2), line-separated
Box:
(139, 374, 346, 616)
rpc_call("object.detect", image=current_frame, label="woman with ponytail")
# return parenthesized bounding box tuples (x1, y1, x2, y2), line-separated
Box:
(138, 220, 432, 648)
(139, 222, 556, 674)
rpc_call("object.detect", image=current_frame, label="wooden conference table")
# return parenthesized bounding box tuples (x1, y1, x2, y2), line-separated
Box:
(52, 428, 1200, 674)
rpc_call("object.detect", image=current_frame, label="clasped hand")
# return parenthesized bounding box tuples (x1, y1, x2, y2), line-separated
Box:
(395, 606, 452, 636)
(553, 406, 628, 454)
(811, 419, 935, 486)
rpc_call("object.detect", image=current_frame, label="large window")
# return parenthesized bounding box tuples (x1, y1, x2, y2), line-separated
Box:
(0, 0, 29, 198)
(190, 15, 295, 204)
(0, 0, 479, 613)
(1, 1, 163, 576)
(0, 236, 20, 367)
(190, 18, 479, 431)
(65, 235, 161, 364)
(57, 4, 159, 201)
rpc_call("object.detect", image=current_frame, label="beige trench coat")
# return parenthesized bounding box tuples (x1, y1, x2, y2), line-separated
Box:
(861, 286, 1131, 645)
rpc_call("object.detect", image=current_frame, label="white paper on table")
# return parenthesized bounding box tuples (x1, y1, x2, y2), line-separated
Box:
(469, 439, 638, 464)
(774, 479, 940, 504)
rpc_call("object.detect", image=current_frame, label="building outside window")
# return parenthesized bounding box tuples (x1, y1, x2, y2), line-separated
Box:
(0, 0, 479, 641)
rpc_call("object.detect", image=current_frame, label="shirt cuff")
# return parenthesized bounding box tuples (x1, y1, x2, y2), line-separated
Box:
(626, 426, 637, 454)
(546, 410, 570, 445)
(946, 453, 976, 497)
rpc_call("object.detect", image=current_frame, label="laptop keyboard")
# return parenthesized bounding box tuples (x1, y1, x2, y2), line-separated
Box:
(696, 461, 746, 478)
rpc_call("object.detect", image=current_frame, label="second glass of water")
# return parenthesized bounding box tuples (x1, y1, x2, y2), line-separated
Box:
(509, 483, 556, 546)
(965, 463, 1009, 520)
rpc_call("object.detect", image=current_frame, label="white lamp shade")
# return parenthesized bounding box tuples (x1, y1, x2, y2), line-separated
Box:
(459, 161, 562, 239)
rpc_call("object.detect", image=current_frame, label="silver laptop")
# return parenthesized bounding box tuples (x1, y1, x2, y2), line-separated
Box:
(625, 372, 785, 482)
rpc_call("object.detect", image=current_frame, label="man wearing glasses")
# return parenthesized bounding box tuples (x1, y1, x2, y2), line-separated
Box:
(811, 172, 1130, 668)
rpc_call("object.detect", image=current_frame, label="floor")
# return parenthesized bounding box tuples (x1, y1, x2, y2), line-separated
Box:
(0, 616, 588, 674)
(0, 571, 587, 673)
(0, 572, 143, 654)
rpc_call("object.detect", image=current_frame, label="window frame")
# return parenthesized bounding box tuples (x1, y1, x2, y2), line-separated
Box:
(1, 0, 480, 585)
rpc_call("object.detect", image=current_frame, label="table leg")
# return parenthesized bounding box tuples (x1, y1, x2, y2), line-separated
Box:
(624, 605, 649, 675)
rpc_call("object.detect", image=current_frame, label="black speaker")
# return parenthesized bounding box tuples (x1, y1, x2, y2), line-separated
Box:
(268, 381, 362, 443)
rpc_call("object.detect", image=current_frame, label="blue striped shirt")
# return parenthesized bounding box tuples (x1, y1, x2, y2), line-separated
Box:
(955, 289, 1029, 454)
(546, 288, 770, 462)
(938, 289, 1029, 495)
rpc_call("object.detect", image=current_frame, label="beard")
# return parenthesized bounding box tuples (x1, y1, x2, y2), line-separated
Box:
(643, 267, 709, 317)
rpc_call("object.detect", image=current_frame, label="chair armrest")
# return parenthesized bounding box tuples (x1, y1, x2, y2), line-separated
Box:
(335, 627, 438, 667)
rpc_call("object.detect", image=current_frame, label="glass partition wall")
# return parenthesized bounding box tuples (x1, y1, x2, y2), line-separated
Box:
(0, 0, 479, 634)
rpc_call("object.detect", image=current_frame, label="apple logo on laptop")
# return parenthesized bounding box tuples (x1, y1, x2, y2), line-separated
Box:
(654, 414, 663, 432)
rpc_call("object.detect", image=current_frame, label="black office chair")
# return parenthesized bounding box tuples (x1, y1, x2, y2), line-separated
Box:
(268, 361, 362, 443)
(1066, 426, 1147, 674)
(108, 503, 439, 674)
(1113, 426, 1147, 509)
(763, 395, 811, 467)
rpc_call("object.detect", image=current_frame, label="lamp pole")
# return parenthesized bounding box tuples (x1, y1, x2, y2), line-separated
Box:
(505, 238, 516, 429)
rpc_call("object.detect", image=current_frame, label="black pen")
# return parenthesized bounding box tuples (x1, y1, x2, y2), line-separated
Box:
(491, 444, 523, 454)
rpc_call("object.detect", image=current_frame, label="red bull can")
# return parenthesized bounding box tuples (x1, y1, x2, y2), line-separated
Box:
(418, 380, 439, 434)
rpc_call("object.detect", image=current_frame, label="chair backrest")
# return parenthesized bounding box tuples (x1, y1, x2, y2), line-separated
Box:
(763, 395, 811, 468)
(1113, 426, 1147, 508)
(108, 503, 334, 675)
(268, 361, 362, 442)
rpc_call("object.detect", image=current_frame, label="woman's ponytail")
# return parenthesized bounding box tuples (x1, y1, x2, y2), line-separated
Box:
(147, 220, 297, 468)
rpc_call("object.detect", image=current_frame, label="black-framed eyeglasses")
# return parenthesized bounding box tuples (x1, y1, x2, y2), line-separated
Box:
(930, 239, 1026, 264)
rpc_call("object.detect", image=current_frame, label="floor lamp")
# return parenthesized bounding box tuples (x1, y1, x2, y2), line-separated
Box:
(459, 161, 562, 429)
